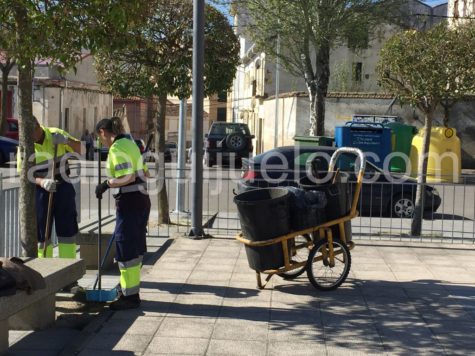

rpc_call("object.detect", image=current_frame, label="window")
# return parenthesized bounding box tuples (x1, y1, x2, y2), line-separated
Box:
(210, 123, 250, 135)
(33, 85, 41, 102)
(8, 120, 18, 132)
(251, 80, 257, 97)
(83, 108, 87, 131)
(217, 108, 227, 122)
(352, 63, 362, 82)
(64, 108, 69, 131)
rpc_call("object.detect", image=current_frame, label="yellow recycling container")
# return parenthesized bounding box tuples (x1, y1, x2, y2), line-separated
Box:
(410, 127, 461, 183)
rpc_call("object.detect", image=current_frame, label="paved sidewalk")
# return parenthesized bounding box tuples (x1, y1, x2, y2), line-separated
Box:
(9, 236, 475, 355)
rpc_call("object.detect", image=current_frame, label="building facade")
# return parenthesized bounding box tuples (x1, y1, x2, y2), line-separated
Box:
(230, 1, 448, 153)
(449, 0, 475, 25)
(4, 54, 113, 138)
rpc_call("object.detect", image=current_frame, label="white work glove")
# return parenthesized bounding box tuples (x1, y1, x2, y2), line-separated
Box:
(51, 133, 69, 145)
(40, 179, 57, 192)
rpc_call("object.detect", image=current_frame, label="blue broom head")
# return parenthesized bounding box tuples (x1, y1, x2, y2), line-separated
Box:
(86, 288, 118, 302)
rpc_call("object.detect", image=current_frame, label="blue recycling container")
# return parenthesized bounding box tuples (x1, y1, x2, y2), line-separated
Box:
(335, 122, 392, 169)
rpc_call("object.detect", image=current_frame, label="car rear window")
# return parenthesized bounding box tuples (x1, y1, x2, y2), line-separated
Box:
(251, 146, 335, 168)
(8, 121, 18, 131)
(210, 124, 249, 135)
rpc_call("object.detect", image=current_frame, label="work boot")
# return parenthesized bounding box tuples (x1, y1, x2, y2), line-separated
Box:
(109, 293, 141, 310)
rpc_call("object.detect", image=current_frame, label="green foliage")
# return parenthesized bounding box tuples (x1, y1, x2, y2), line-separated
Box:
(238, 0, 401, 135)
(0, 0, 156, 256)
(95, 1, 240, 99)
(377, 22, 475, 114)
(240, 0, 401, 78)
(0, 1, 154, 67)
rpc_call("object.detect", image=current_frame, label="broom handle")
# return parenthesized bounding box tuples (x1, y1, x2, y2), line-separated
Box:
(97, 140, 102, 291)
(43, 143, 58, 257)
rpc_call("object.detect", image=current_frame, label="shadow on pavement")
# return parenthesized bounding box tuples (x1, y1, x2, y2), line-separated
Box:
(11, 278, 475, 354)
(141, 280, 259, 298)
(425, 213, 472, 221)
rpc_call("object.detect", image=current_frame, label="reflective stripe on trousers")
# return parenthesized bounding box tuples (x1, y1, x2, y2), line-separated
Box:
(118, 257, 141, 296)
(58, 235, 76, 258)
(37, 236, 77, 259)
(38, 243, 53, 258)
(58, 243, 77, 258)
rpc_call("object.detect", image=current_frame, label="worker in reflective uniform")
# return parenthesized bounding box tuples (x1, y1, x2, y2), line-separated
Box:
(18, 117, 82, 258)
(95, 117, 150, 310)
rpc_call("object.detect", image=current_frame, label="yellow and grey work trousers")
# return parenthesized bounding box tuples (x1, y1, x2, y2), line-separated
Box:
(114, 190, 151, 296)
(118, 256, 143, 296)
(36, 182, 79, 258)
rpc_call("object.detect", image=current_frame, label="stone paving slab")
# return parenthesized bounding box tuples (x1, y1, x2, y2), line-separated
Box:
(9, 236, 475, 355)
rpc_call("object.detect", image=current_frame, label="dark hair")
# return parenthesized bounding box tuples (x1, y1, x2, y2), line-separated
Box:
(95, 116, 124, 135)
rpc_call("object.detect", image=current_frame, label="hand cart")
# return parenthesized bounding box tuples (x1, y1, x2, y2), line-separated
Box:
(235, 148, 366, 291)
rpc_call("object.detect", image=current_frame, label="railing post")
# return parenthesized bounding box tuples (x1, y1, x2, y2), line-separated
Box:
(175, 98, 188, 214)
(0, 174, 4, 256)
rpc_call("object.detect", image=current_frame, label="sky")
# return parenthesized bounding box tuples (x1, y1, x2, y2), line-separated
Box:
(212, 0, 449, 24)
(424, 0, 449, 5)
(212, 0, 449, 15)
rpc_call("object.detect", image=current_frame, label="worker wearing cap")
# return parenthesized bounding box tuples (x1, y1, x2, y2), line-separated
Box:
(18, 117, 83, 258)
(95, 116, 150, 310)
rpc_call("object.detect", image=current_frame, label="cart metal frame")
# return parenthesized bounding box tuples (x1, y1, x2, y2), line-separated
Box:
(236, 148, 366, 290)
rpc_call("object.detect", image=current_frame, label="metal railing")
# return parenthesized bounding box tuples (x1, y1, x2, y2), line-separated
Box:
(2, 164, 475, 258)
(0, 170, 81, 257)
(78, 165, 475, 243)
(0, 175, 21, 256)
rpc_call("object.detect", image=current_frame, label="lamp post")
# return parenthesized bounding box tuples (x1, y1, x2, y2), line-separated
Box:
(274, 33, 280, 148)
(189, 0, 205, 238)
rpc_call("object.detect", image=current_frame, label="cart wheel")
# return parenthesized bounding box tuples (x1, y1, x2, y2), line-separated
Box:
(306, 238, 351, 291)
(278, 234, 312, 280)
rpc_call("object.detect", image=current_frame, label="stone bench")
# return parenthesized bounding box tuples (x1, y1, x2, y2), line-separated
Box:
(77, 216, 117, 270)
(0, 258, 85, 353)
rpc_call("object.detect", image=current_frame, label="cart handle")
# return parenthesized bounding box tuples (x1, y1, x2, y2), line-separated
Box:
(329, 147, 366, 176)
(329, 147, 366, 217)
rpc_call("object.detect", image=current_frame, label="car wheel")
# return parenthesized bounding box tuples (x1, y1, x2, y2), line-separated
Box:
(390, 193, 415, 218)
(225, 133, 246, 151)
(0, 151, 5, 166)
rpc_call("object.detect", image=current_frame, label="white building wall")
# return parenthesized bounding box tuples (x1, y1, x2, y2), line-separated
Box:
(33, 87, 112, 138)
(449, 0, 475, 26)
(65, 55, 99, 85)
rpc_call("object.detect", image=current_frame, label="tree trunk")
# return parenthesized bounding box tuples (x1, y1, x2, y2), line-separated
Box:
(308, 83, 318, 136)
(15, 5, 37, 257)
(314, 43, 330, 137)
(0, 63, 13, 136)
(155, 94, 170, 224)
(442, 102, 449, 127)
(410, 111, 433, 236)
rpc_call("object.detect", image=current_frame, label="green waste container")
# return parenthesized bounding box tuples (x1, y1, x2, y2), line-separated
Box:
(384, 122, 417, 173)
(294, 136, 334, 147)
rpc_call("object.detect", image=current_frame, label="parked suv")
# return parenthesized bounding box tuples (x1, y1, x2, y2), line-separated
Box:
(204, 122, 254, 167)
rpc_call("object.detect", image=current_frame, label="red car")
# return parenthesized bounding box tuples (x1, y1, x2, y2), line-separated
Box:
(5, 118, 18, 141)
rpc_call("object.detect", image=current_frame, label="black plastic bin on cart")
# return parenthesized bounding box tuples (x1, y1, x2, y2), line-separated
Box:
(299, 173, 352, 242)
(234, 188, 291, 271)
(285, 187, 327, 231)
